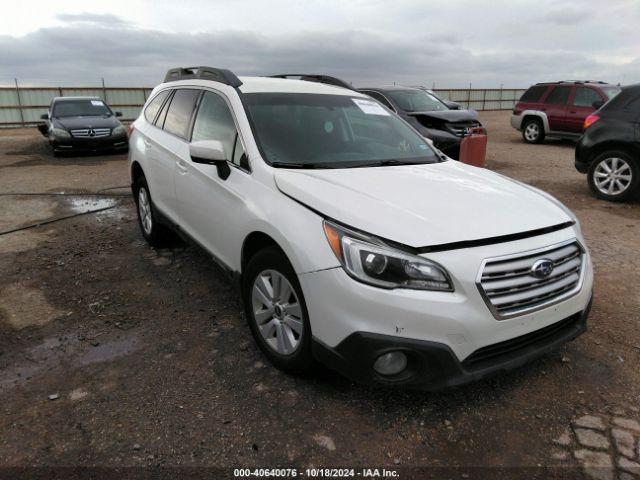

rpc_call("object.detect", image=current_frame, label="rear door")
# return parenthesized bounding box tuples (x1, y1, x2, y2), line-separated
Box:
(542, 86, 572, 131)
(143, 88, 201, 222)
(565, 87, 604, 133)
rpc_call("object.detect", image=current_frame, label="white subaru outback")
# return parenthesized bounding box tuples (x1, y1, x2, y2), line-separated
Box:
(129, 66, 593, 389)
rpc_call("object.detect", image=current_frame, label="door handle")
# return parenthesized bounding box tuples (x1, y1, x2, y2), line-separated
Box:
(143, 139, 152, 149)
(569, 110, 577, 114)
(176, 160, 188, 174)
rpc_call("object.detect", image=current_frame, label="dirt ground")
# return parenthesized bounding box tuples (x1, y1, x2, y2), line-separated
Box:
(0, 112, 638, 479)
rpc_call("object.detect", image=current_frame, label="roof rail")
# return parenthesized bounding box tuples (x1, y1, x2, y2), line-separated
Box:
(268, 74, 357, 91)
(164, 66, 242, 87)
(535, 80, 608, 85)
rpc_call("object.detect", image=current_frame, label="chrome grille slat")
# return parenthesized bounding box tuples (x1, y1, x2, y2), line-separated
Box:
(70, 128, 111, 138)
(477, 241, 584, 319)
(445, 121, 481, 137)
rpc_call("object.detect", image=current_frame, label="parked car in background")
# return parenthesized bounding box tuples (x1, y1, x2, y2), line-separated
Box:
(129, 66, 593, 390)
(358, 85, 485, 160)
(37, 97, 128, 156)
(575, 83, 640, 202)
(511, 81, 621, 144)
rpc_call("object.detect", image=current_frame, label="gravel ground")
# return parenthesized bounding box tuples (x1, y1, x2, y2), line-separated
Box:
(0, 113, 638, 479)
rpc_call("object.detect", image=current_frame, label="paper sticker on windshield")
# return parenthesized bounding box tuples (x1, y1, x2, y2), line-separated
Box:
(352, 98, 390, 116)
(91, 100, 104, 106)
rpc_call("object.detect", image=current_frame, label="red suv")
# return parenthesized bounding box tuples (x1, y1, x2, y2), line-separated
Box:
(511, 81, 621, 144)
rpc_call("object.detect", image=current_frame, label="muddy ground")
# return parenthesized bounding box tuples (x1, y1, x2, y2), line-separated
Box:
(0, 112, 638, 479)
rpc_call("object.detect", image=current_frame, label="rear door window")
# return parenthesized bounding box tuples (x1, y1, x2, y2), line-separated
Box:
(573, 88, 602, 107)
(544, 86, 571, 105)
(144, 90, 170, 123)
(163, 89, 201, 139)
(519, 85, 547, 103)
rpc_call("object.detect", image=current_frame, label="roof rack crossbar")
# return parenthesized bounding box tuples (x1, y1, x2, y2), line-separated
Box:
(268, 74, 357, 91)
(164, 66, 242, 87)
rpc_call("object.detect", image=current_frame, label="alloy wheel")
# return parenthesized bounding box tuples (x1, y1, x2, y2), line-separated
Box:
(593, 157, 633, 196)
(138, 187, 153, 235)
(524, 123, 540, 141)
(252, 269, 304, 355)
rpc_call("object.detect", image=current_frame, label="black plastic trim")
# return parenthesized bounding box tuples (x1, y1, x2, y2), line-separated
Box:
(312, 297, 590, 390)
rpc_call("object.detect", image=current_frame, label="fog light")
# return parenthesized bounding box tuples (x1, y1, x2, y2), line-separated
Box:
(373, 351, 407, 376)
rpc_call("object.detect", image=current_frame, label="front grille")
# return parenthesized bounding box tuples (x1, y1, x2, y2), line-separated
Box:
(70, 128, 111, 138)
(477, 241, 584, 319)
(462, 312, 583, 371)
(445, 120, 481, 137)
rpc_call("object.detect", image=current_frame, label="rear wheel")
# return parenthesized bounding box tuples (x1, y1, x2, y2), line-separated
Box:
(522, 118, 545, 144)
(587, 151, 639, 202)
(242, 247, 313, 373)
(133, 175, 174, 246)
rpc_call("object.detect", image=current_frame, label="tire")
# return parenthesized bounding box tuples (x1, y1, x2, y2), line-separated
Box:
(242, 247, 313, 373)
(133, 175, 174, 247)
(522, 118, 545, 144)
(587, 150, 639, 202)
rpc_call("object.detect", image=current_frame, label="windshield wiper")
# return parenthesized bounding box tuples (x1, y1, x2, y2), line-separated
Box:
(270, 161, 332, 169)
(351, 159, 434, 168)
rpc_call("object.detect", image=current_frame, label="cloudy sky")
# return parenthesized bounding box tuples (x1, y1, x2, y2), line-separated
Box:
(1, 0, 639, 88)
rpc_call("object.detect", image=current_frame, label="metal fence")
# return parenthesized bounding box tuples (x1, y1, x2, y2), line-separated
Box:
(0, 86, 153, 128)
(0, 86, 525, 128)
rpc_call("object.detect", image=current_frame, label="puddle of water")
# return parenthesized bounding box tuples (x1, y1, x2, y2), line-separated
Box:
(0, 334, 142, 390)
(65, 196, 119, 214)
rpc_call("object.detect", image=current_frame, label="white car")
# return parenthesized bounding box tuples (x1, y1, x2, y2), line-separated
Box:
(129, 66, 593, 389)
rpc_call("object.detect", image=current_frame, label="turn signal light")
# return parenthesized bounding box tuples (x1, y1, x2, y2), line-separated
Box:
(583, 114, 600, 131)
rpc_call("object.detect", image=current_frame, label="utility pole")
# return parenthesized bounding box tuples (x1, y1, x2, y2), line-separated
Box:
(14, 78, 25, 127)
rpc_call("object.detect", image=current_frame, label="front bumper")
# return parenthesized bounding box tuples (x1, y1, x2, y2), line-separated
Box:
(51, 134, 129, 152)
(313, 300, 590, 390)
(299, 228, 593, 389)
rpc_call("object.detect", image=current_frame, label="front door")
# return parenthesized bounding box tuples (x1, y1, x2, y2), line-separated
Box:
(174, 90, 252, 270)
(565, 87, 603, 133)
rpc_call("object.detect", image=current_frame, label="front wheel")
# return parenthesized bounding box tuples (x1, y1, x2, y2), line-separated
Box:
(242, 247, 313, 373)
(133, 175, 174, 246)
(587, 151, 639, 202)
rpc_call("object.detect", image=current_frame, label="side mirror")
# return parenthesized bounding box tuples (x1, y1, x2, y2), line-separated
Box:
(190, 140, 230, 180)
(40, 113, 48, 120)
(592, 100, 604, 110)
(444, 100, 461, 110)
(115, 111, 123, 117)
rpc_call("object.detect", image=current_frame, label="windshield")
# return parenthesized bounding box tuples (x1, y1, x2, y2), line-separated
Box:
(385, 89, 448, 112)
(53, 100, 112, 118)
(244, 93, 440, 168)
(602, 87, 622, 100)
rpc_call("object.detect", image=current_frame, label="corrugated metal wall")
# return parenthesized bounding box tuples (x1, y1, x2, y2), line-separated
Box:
(0, 87, 152, 128)
(0, 86, 524, 128)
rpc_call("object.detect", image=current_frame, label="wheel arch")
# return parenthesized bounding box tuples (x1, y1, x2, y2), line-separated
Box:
(521, 110, 549, 133)
(587, 141, 640, 166)
(131, 161, 145, 185)
(241, 231, 287, 273)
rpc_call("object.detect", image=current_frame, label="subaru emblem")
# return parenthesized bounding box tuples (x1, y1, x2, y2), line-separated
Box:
(531, 258, 554, 279)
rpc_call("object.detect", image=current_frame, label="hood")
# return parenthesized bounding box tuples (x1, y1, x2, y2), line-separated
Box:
(406, 109, 479, 123)
(274, 161, 572, 248)
(54, 115, 121, 130)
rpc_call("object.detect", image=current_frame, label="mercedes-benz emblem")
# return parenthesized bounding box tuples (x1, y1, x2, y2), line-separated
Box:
(87, 128, 96, 137)
(531, 258, 554, 279)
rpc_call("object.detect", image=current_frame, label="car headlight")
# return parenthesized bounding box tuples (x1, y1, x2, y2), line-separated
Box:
(112, 125, 127, 136)
(323, 220, 453, 291)
(52, 128, 70, 139)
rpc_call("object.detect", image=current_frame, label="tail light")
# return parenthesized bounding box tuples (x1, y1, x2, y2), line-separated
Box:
(127, 123, 135, 137)
(513, 107, 522, 115)
(583, 114, 600, 131)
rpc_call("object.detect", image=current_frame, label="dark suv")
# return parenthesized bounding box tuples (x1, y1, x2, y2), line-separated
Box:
(359, 86, 484, 159)
(511, 81, 621, 144)
(575, 83, 640, 202)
